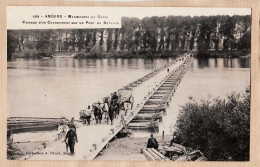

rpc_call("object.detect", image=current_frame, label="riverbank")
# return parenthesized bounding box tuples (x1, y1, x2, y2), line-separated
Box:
(57, 50, 185, 59)
(195, 50, 250, 58)
(11, 49, 250, 59)
(95, 135, 173, 161)
(55, 50, 251, 59)
(7, 121, 84, 160)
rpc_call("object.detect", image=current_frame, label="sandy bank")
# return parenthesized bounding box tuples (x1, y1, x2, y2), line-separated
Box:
(95, 135, 173, 161)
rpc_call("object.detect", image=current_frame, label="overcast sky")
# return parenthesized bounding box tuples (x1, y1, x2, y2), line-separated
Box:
(115, 7, 251, 19)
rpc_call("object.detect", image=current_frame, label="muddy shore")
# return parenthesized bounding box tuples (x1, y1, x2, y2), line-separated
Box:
(95, 135, 173, 161)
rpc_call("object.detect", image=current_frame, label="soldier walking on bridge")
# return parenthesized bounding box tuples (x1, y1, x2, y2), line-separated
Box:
(86, 105, 92, 125)
(108, 105, 116, 125)
(111, 92, 118, 104)
(64, 127, 78, 155)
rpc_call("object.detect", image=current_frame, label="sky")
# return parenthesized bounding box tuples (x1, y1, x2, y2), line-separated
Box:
(115, 7, 251, 19)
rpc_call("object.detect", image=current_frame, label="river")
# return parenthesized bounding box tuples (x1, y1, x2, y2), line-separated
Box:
(7, 56, 250, 136)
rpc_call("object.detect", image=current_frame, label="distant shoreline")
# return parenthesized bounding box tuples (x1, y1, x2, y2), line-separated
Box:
(10, 50, 251, 60)
(195, 50, 250, 58)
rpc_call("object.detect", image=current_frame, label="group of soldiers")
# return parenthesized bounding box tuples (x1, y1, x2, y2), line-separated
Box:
(82, 91, 134, 126)
(62, 92, 134, 155)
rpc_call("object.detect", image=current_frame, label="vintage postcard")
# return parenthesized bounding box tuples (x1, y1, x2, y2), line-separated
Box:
(5, 5, 253, 163)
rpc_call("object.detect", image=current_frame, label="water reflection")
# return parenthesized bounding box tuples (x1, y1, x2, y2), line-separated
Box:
(238, 58, 251, 68)
(197, 58, 209, 68)
(192, 57, 250, 69)
(8, 57, 251, 70)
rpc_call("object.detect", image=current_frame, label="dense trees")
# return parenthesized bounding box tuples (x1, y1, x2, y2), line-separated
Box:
(175, 86, 250, 161)
(7, 15, 251, 58)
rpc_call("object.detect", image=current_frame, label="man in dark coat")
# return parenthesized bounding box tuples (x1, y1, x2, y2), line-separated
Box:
(96, 102, 103, 124)
(64, 128, 78, 155)
(93, 105, 100, 124)
(147, 134, 158, 149)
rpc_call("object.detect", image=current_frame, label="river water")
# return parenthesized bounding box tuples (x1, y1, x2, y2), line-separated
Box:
(7, 57, 250, 136)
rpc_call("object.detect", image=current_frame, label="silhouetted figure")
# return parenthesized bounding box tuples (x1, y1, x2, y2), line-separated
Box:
(147, 134, 158, 149)
(108, 105, 115, 125)
(64, 128, 78, 155)
(112, 92, 118, 104)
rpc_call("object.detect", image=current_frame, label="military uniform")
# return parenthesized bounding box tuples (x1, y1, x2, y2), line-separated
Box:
(65, 129, 78, 154)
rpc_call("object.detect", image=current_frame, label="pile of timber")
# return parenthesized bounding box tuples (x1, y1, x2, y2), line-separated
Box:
(7, 117, 65, 134)
(141, 148, 169, 161)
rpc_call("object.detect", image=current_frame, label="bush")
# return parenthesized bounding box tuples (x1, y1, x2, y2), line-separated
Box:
(24, 41, 37, 50)
(107, 49, 119, 57)
(87, 46, 104, 58)
(7, 143, 24, 160)
(175, 86, 250, 161)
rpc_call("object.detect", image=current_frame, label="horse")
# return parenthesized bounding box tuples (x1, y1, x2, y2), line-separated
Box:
(57, 124, 69, 140)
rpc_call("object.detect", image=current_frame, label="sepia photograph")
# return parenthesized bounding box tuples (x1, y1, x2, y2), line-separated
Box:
(6, 7, 251, 161)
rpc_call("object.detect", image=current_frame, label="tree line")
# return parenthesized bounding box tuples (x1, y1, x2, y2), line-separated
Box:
(7, 15, 251, 59)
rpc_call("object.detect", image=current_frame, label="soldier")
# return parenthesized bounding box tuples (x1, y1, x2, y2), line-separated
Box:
(108, 105, 115, 125)
(64, 128, 78, 155)
(103, 99, 109, 124)
(147, 134, 158, 149)
(86, 105, 92, 125)
(111, 92, 118, 104)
